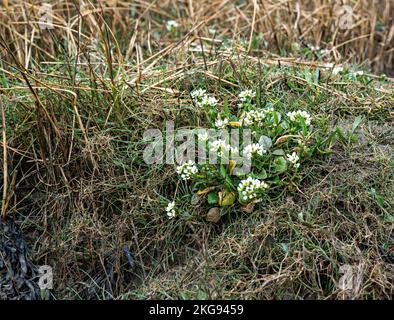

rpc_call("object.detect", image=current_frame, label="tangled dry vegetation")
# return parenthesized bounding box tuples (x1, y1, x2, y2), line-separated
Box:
(0, 0, 393, 299)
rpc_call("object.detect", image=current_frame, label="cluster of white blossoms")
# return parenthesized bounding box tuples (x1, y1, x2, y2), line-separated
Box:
(165, 201, 176, 219)
(241, 109, 266, 126)
(287, 151, 300, 168)
(308, 45, 329, 55)
(241, 107, 275, 126)
(350, 70, 364, 77)
(191, 89, 218, 108)
(239, 89, 256, 103)
(176, 160, 198, 180)
(243, 143, 266, 157)
(197, 131, 210, 141)
(332, 66, 344, 75)
(191, 88, 206, 99)
(214, 117, 229, 129)
(324, 63, 344, 75)
(237, 176, 269, 202)
(209, 139, 237, 157)
(203, 96, 218, 107)
(264, 106, 275, 114)
(166, 20, 178, 31)
(287, 110, 311, 126)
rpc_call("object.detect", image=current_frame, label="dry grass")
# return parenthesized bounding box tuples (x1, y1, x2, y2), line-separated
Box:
(0, 0, 393, 299)
(1, 0, 393, 74)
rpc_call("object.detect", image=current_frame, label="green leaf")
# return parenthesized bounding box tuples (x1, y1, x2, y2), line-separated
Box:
(196, 289, 208, 300)
(220, 164, 227, 178)
(335, 127, 345, 141)
(347, 115, 363, 144)
(256, 85, 261, 107)
(180, 292, 189, 300)
(272, 149, 285, 156)
(280, 121, 289, 130)
(218, 190, 236, 206)
(370, 188, 385, 208)
(273, 111, 281, 125)
(223, 98, 230, 117)
(314, 68, 320, 85)
(273, 156, 287, 173)
(300, 117, 308, 136)
(208, 109, 217, 122)
(305, 67, 312, 86)
(259, 135, 272, 149)
(384, 213, 394, 223)
(256, 169, 267, 179)
(220, 164, 235, 189)
(351, 115, 363, 134)
(269, 176, 282, 185)
(287, 80, 296, 90)
(207, 191, 218, 205)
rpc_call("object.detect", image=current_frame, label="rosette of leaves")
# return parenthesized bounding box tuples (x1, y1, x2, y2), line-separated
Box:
(181, 89, 335, 211)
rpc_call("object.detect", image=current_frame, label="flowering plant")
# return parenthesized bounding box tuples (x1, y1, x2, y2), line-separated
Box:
(165, 88, 334, 218)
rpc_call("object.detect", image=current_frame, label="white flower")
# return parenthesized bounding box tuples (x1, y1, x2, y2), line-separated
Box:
(210, 139, 229, 157)
(243, 143, 266, 157)
(287, 110, 311, 126)
(165, 201, 176, 219)
(240, 107, 275, 126)
(209, 139, 237, 157)
(324, 63, 343, 75)
(237, 176, 268, 202)
(197, 131, 209, 141)
(309, 45, 320, 52)
(239, 89, 256, 103)
(166, 20, 178, 31)
(176, 160, 198, 180)
(215, 118, 229, 129)
(353, 70, 364, 76)
(191, 88, 206, 99)
(208, 28, 217, 35)
(287, 152, 300, 168)
(241, 110, 265, 126)
(202, 95, 218, 108)
(191, 89, 217, 108)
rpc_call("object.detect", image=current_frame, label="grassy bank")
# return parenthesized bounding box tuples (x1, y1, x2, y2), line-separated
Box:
(0, 0, 393, 299)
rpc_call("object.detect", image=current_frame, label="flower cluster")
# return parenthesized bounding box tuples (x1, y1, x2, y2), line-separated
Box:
(197, 131, 209, 141)
(191, 89, 218, 108)
(176, 160, 198, 180)
(324, 63, 344, 75)
(165, 86, 327, 215)
(239, 89, 256, 103)
(287, 152, 300, 168)
(243, 143, 266, 157)
(237, 177, 269, 202)
(240, 109, 266, 126)
(287, 110, 311, 126)
(348, 70, 364, 79)
(308, 45, 330, 55)
(209, 139, 237, 158)
(214, 117, 229, 129)
(191, 88, 206, 99)
(165, 201, 176, 219)
(332, 66, 344, 75)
